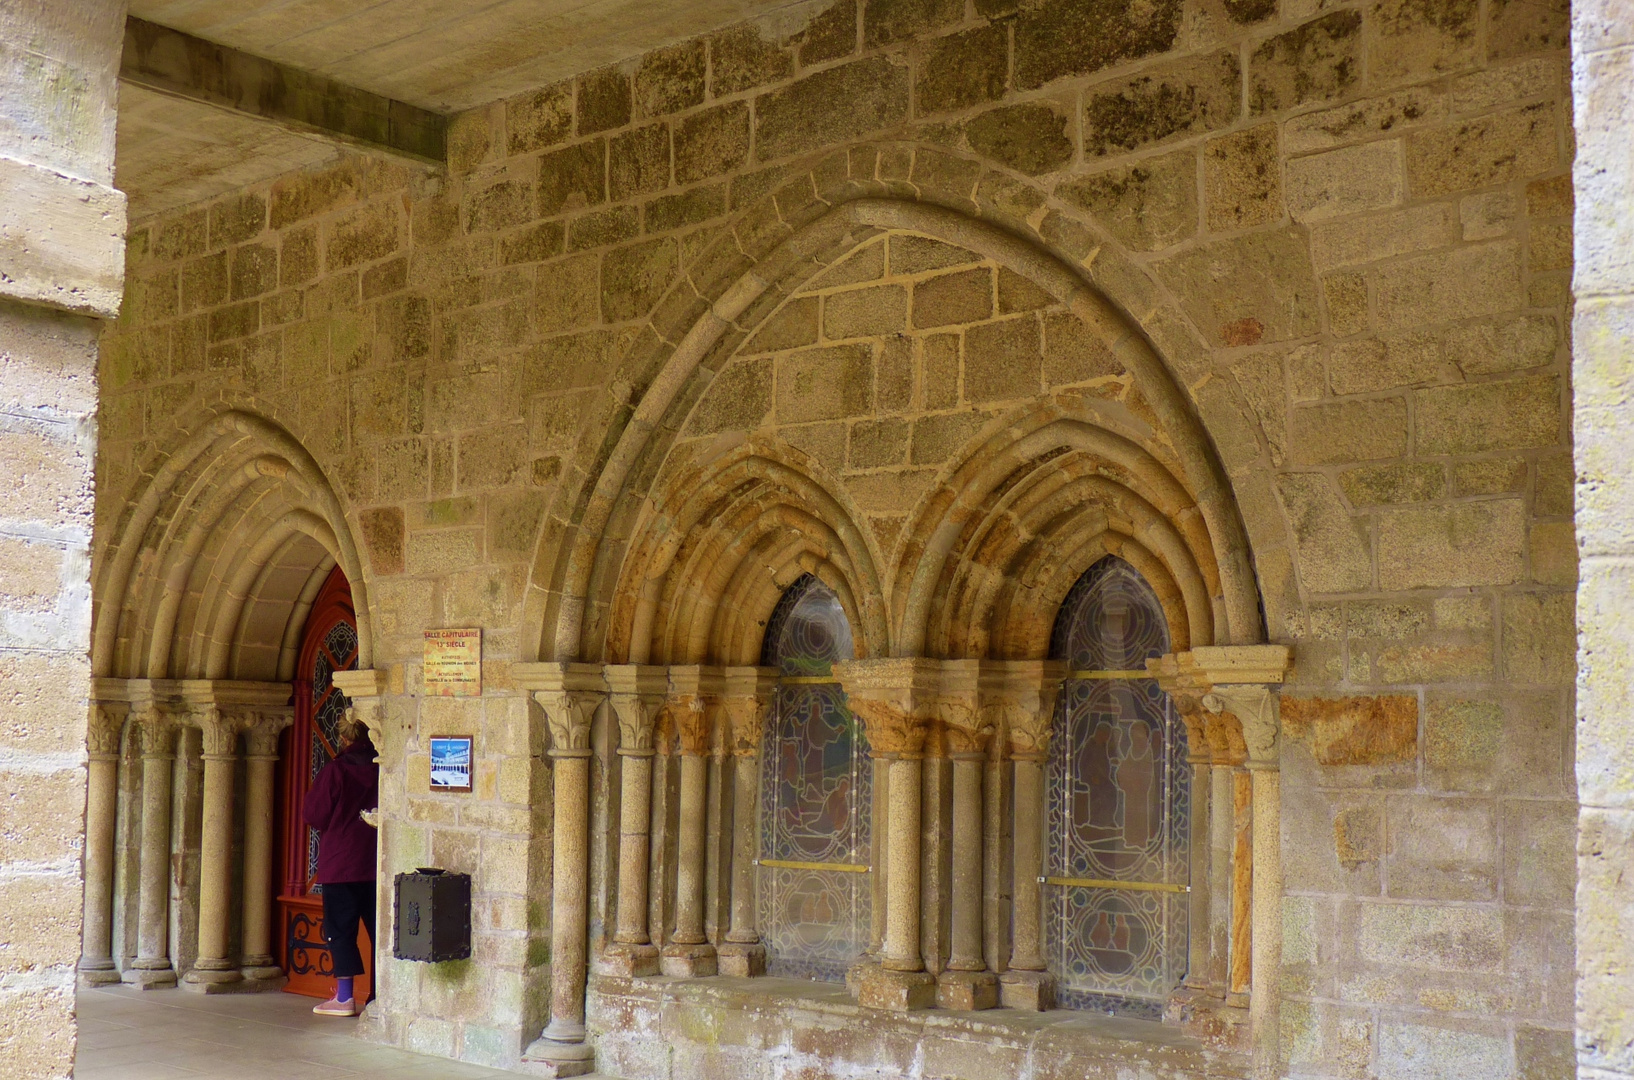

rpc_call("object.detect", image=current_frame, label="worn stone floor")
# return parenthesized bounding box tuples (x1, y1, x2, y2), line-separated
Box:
(73, 985, 547, 1079)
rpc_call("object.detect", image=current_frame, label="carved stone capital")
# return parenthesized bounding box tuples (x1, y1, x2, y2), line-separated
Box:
(197, 709, 242, 759)
(87, 702, 129, 758)
(833, 658, 943, 757)
(1204, 687, 1280, 768)
(978, 660, 1067, 760)
(605, 664, 668, 753)
(133, 708, 176, 758)
(1155, 647, 1290, 768)
(331, 668, 390, 761)
(1148, 656, 1217, 765)
(245, 711, 294, 758)
(517, 662, 606, 757)
(722, 666, 778, 757)
(932, 660, 991, 757)
(667, 666, 726, 757)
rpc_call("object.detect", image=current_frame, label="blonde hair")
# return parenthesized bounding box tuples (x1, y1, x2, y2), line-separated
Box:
(337, 709, 366, 746)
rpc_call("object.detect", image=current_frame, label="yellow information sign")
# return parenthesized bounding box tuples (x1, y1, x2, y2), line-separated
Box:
(424, 628, 481, 697)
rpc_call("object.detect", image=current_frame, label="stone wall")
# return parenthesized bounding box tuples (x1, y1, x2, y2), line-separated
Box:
(0, 2, 125, 1078)
(95, 0, 1577, 1075)
(1571, 3, 1634, 1079)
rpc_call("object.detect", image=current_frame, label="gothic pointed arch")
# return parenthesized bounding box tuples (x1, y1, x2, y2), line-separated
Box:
(600, 435, 886, 666)
(92, 407, 372, 680)
(522, 138, 1274, 665)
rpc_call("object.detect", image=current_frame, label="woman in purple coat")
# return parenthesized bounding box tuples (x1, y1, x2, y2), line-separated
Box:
(302, 713, 379, 1016)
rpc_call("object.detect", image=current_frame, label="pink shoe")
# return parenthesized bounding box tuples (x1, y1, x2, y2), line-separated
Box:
(312, 997, 358, 1017)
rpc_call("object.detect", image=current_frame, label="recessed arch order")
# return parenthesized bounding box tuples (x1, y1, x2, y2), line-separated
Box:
(93, 408, 373, 682)
(523, 142, 1269, 666)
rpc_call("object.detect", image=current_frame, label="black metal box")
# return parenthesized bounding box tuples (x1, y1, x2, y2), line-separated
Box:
(393, 868, 472, 962)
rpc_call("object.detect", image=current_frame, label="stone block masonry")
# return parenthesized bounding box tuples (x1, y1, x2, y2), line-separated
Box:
(0, 3, 126, 1079)
(1571, 2, 1634, 1079)
(92, 0, 1577, 1076)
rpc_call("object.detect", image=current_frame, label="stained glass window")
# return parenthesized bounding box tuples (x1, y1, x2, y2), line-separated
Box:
(1043, 556, 1189, 1016)
(757, 574, 872, 982)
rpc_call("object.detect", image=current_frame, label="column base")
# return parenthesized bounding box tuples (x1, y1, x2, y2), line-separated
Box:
(854, 962, 935, 1011)
(936, 969, 999, 1011)
(1165, 985, 1248, 1049)
(659, 942, 718, 977)
(600, 941, 660, 978)
(122, 965, 178, 990)
(77, 959, 120, 988)
(717, 940, 766, 978)
(240, 960, 287, 982)
(181, 966, 244, 993)
(998, 969, 1055, 1011)
(522, 1032, 595, 1078)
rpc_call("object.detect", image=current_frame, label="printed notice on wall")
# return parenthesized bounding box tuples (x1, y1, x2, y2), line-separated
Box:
(424, 628, 481, 697)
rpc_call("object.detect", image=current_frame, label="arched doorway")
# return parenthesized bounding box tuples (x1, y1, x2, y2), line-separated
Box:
(276, 565, 371, 1000)
(757, 574, 872, 981)
(1044, 555, 1189, 1016)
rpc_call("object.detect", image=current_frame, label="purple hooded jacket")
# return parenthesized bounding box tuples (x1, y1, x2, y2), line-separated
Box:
(302, 736, 379, 884)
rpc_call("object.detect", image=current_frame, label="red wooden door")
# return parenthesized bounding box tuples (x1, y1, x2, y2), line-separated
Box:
(276, 566, 373, 1000)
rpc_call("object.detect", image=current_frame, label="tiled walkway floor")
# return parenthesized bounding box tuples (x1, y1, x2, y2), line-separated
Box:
(75, 985, 526, 1079)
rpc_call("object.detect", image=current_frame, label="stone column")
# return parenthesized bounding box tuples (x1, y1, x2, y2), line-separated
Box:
(241, 711, 291, 985)
(125, 708, 178, 988)
(78, 701, 127, 987)
(718, 666, 777, 977)
(1190, 646, 1290, 1080)
(1206, 685, 1283, 1080)
(834, 658, 942, 1011)
(1228, 768, 1253, 1008)
(520, 662, 604, 1077)
(182, 706, 244, 991)
(933, 660, 996, 1010)
(1205, 713, 1242, 1000)
(980, 660, 1065, 1011)
(1149, 655, 1227, 1006)
(603, 664, 668, 977)
(661, 666, 723, 977)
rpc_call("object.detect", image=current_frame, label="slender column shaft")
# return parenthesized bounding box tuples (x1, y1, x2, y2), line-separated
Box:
(78, 751, 120, 981)
(1183, 759, 1212, 990)
(947, 755, 984, 971)
(241, 747, 279, 972)
(981, 754, 1006, 974)
(548, 750, 592, 1036)
(189, 744, 239, 977)
(1209, 762, 1234, 994)
(131, 724, 176, 982)
(673, 753, 708, 944)
(1229, 768, 1253, 1003)
(726, 753, 759, 943)
(615, 749, 655, 945)
(1009, 756, 1046, 972)
(881, 755, 924, 972)
(1249, 767, 1282, 1079)
(869, 754, 890, 956)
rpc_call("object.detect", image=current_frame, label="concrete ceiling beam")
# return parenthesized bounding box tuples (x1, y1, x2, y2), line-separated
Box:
(120, 16, 446, 166)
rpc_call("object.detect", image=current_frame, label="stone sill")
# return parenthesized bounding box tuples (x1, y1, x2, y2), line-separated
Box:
(587, 973, 1248, 1078)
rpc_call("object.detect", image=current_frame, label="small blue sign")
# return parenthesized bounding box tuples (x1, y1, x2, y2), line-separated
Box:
(428, 736, 473, 792)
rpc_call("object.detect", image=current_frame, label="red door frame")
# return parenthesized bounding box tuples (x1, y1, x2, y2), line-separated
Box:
(275, 565, 371, 999)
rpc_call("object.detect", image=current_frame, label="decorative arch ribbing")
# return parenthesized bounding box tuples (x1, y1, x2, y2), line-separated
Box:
(92, 408, 371, 681)
(523, 139, 1269, 664)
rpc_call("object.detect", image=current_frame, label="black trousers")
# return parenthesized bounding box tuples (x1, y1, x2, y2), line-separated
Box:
(321, 880, 376, 980)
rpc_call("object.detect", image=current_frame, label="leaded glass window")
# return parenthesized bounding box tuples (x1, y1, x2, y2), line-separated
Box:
(757, 574, 872, 982)
(1043, 556, 1189, 1016)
